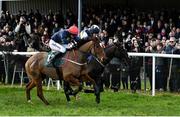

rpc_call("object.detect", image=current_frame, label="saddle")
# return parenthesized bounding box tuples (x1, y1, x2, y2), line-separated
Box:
(45, 51, 65, 67)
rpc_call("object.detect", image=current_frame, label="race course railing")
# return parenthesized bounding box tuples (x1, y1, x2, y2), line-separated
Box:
(1, 51, 180, 96)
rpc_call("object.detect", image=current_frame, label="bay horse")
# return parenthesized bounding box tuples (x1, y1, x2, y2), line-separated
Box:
(25, 37, 106, 105)
(72, 41, 130, 103)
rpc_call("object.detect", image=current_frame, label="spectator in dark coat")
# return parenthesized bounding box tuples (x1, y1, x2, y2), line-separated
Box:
(154, 43, 165, 91)
(120, 60, 129, 89)
(173, 43, 180, 91)
(109, 56, 121, 92)
(129, 38, 142, 92)
(165, 37, 178, 92)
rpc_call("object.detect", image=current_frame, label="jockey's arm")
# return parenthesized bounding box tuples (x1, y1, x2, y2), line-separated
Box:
(73, 36, 80, 43)
(51, 31, 69, 44)
(51, 31, 61, 42)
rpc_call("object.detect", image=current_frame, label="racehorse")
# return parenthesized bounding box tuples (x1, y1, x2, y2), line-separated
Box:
(74, 41, 130, 103)
(25, 37, 106, 105)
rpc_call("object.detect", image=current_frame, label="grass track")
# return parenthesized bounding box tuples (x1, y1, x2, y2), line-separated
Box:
(0, 85, 180, 116)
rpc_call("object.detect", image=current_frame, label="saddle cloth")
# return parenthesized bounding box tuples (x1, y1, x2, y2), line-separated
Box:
(45, 51, 65, 67)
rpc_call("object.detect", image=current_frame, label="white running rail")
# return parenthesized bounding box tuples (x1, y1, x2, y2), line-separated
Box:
(1, 51, 180, 96)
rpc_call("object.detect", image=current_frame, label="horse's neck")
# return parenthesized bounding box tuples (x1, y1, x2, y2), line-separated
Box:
(105, 45, 116, 59)
(63, 41, 93, 63)
(103, 45, 117, 64)
(79, 41, 93, 53)
(65, 41, 92, 63)
(77, 41, 93, 63)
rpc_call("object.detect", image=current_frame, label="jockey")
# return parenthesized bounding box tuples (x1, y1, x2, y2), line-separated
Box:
(80, 24, 100, 40)
(80, 24, 106, 48)
(47, 25, 79, 64)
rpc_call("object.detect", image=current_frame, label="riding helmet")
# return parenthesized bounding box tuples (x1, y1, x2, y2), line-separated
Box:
(67, 25, 79, 35)
(90, 25, 100, 34)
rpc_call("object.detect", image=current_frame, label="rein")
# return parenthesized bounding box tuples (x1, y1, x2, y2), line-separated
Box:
(62, 57, 87, 66)
(91, 55, 105, 67)
(61, 40, 105, 67)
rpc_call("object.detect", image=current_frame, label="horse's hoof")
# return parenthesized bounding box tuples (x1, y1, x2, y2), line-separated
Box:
(45, 102, 50, 105)
(27, 100, 33, 104)
(96, 98, 100, 104)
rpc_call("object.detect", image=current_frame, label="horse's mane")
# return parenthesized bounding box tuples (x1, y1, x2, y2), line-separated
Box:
(76, 39, 91, 48)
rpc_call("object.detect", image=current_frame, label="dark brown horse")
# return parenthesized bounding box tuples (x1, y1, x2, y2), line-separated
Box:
(25, 37, 106, 105)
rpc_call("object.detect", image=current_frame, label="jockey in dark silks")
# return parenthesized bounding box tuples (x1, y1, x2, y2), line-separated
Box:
(80, 25, 100, 40)
(47, 25, 80, 64)
(80, 24, 103, 88)
(80, 25, 106, 48)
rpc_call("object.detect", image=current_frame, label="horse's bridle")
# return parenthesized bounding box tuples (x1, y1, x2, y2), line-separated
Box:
(62, 39, 105, 67)
(89, 41, 105, 67)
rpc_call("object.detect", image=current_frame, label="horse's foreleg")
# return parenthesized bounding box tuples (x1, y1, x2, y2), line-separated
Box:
(83, 74, 100, 104)
(64, 75, 82, 100)
(69, 77, 83, 97)
(26, 80, 36, 102)
(63, 81, 71, 102)
(36, 79, 49, 105)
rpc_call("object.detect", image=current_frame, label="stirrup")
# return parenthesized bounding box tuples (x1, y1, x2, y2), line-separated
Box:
(47, 54, 55, 64)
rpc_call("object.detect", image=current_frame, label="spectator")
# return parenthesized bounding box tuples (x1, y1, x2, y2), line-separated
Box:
(129, 39, 142, 92)
(154, 43, 165, 91)
(27, 28, 41, 52)
(108, 35, 122, 92)
(173, 43, 180, 91)
(52, 22, 60, 35)
(165, 37, 178, 92)
(14, 16, 31, 51)
(120, 60, 129, 89)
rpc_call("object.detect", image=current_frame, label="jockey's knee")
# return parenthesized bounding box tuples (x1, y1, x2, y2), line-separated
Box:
(60, 47, 66, 53)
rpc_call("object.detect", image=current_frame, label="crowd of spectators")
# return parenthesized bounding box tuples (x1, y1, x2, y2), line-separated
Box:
(1, 7, 180, 91)
(1, 8, 180, 52)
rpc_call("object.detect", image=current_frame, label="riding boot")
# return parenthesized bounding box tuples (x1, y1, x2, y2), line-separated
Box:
(47, 52, 63, 65)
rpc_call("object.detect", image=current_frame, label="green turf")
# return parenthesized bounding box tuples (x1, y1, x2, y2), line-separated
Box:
(0, 85, 180, 116)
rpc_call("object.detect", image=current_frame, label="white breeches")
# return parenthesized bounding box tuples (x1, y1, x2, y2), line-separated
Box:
(49, 40, 67, 53)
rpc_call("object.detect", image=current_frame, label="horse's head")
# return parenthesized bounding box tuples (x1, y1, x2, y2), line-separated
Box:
(115, 42, 130, 66)
(105, 41, 130, 66)
(78, 37, 106, 62)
